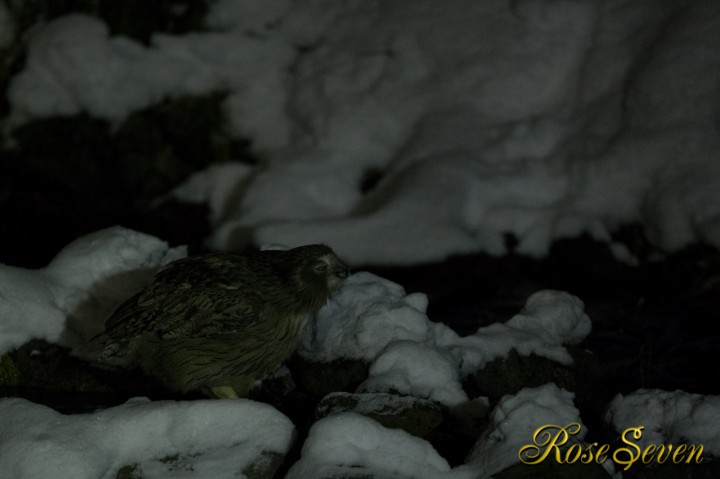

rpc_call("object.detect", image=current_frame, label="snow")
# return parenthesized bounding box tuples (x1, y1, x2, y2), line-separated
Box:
(300, 272, 435, 362)
(205, 0, 296, 33)
(0, 227, 185, 357)
(3, 0, 720, 477)
(7, 14, 295, 152)
(0, 396, 295, 479)
(5, 1, 720, 264)
(358, 341, 469, 407)
(288, 385, 611, 479)
(455, 289, 592, 374)
(461, 383, 603, 479)
(606, 389, 720, 455)
(302, 273, 590, 405)
(0, 230, 601, 477)
(169, 162, 254, 226)
(200, 0, 720, 264)
(286, 412, 463, 479)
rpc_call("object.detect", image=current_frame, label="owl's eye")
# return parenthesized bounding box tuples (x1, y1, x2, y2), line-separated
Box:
(314, 263, 328, 272)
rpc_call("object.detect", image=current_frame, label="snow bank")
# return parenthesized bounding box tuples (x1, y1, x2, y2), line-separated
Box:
(7, 2, 720, 264)
(0, 397, 294, 479)
(606, 389, 720, 456)
(300, 272, 436, 361)
(286, 412, 465, 479)
(301, 272, 591, 406)
(170, 161, 254, 225)
(203, 0, 720, 264)
(454, 289, 592, 374)
(0, 227, 184, 356)
(287, 385, 605, 479)
(7, 13, 295, 152)
(461, 384, 599, 478)
(358, 341, 468, 406)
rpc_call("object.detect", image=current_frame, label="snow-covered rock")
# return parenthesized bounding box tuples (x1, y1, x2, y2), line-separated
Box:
(606, 389, 720, 456)
(0, 227, 185, 357)
(286, 412, 465, 479)
(0, 397, 294, 479)
(462, 384, 597, 478)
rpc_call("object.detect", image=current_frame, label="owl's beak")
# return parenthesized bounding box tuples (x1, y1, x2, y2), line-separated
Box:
(335, 265, 350, 279)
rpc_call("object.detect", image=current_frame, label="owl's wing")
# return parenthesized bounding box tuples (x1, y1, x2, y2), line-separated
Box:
(188, 288, 266, 337)
(102, 251, 286, 341)
(103, 283, 188, 340)
(104, 279, 265, 340)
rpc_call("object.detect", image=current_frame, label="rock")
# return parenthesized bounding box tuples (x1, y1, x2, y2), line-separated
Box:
(116, 450, 285, 479)
(316, 392, 444, 438)
(465, 346, 611, 417)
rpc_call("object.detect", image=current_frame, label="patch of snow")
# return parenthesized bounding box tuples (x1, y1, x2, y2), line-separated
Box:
(0, 227, 184, 356)
(454, 289, 592, 374)
(285, 412, 466, 479)
(9, 15, 192, 124)
(461, 384, 607, 478)
(170, 161, 254, 225)
(642, 161, 720, 251)
(606, 389, 720, 455)
(300, 272, 435, 362)
(205, 0, 295, 33)
(6, 2, 720, 263)
(302, 272, 590, 406)
(304, 274, 590, 369)
(210, 150, 364, 239)
(358, 341, 468, 407)
(7, 14, 295, 153)
(203, 0, 720, 264)
(0, 397, 294, 479)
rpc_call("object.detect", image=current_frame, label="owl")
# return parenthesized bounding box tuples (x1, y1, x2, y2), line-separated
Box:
(99, 244, 349, 398)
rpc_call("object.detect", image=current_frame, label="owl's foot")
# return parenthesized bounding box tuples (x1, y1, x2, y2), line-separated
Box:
(208, 385, 239, 399)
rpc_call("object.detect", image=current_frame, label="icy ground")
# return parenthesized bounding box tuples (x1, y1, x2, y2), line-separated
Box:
(1, 227, 719, 478)
(3, 0, 720, 264)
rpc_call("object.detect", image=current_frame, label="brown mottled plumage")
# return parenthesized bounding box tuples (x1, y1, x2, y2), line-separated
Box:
(99, 244, 349, 398)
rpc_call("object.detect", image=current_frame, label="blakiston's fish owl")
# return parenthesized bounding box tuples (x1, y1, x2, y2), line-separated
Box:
(98, 244, 349, 398)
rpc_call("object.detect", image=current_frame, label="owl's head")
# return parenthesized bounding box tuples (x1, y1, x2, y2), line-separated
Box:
(282, 244, 349, 302)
